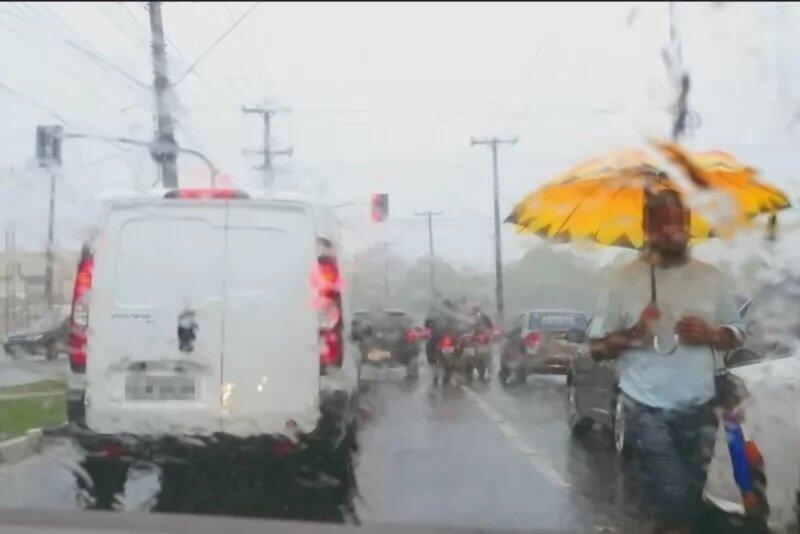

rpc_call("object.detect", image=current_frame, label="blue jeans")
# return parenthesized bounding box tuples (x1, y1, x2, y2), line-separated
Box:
(623, 393, 718, 525)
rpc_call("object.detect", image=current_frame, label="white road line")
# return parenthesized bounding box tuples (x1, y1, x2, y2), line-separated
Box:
(461, 385, 571, 489)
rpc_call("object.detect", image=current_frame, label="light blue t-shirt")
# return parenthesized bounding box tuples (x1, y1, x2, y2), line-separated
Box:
(600, 257, 745, 410)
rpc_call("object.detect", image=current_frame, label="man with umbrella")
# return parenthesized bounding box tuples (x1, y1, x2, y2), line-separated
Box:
(590, 188, 745, 533)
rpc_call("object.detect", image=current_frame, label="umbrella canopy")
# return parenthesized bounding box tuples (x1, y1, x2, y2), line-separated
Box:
(506, 143, 790, 250)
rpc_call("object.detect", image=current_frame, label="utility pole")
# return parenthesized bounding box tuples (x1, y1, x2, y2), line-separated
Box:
(148, 1, 179, 188)
(36, 125, 62, 312)
(44, 166, 56, 310)
(414, 210, 443, 298)
(242, 107, 293, 187)
(471, 136, 518, 321)
(382, 241, 396, 307)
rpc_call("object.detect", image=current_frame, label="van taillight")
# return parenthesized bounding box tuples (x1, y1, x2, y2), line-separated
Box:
(404, 329, 418, 343)
(316, 256, 343, 372)
(70, 253, 94, 373)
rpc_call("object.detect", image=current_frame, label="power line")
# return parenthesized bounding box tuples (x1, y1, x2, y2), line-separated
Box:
(117, 2, 151, 45)
(64, 71, 131, 117)
(63, 39, 149, 89)
(225, 3, 268, 97)
(0, 81, 73, 126)
(99, 7, 147, 50)
(172, 2, 260, 88)
(37, 3, 148, 90)
(0, 18, 24, 41)
(61, 148, 138, 174)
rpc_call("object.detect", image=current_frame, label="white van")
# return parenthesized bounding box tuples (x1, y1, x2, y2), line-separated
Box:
(66, 188, 360, 458)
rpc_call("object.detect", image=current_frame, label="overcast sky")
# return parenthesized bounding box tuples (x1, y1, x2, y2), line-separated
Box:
(1, 2, 799, 271)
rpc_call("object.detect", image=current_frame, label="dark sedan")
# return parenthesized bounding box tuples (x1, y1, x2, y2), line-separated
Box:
(3, 314, 70, 360)
(499, 309, 587, 385)
(352, 309, 421, 378)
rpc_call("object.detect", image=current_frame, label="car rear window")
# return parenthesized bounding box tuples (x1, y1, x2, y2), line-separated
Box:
(529, 312, 587, 331)
(371, 312, 410, 332)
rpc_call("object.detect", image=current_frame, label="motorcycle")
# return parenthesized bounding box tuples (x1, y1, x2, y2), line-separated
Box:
(432, 331, 459, 387)
(457, 329, 492, 383)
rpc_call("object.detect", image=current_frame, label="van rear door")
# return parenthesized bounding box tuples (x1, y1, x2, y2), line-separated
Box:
(221, 202, 320, 435)
(86, 202, 226, 435)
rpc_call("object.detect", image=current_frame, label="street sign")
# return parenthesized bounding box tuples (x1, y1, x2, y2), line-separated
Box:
(36, 125, 63, 168)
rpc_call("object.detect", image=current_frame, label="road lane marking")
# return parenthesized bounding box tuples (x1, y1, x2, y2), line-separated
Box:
(461, 385, 571, 489)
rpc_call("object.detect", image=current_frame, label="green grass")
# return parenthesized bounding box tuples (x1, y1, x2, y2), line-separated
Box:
(0, 379, 67, 441)
(0, 378, 67, 396)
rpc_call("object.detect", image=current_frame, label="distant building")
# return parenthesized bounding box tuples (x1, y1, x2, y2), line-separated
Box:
(0, 249, 79, 334)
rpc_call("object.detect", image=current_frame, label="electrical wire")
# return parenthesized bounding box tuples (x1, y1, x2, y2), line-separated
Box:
(225, 3, 268, 98)
(171, 2, 260, 88)
(0, 81, 74, 126)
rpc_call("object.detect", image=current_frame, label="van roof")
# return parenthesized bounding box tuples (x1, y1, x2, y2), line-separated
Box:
(94, 189, 342, 245)
(96, 188, 334, 206)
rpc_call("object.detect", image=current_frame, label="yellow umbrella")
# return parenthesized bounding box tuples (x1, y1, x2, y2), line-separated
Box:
(654, 141, 790, 237)
(505, 142, 790, 300)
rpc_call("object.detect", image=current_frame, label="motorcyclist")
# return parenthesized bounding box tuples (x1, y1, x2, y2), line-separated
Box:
(424, 299, 457, 364)
(471, 304, 493, 332)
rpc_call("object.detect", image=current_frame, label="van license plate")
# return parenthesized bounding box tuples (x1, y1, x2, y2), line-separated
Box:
(126, 375, 196, 401)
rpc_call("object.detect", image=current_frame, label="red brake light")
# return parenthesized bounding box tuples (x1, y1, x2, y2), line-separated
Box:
(404, 329, 418, 343)
(320, 329, 342, 367)
(318, 262, 340, 287)
(316, 255, 343, 372)
(70, 252, 94, 373)
(164, 188, 249, 200)
(439, 336, 454, 349)
(476, 333, 489, 344)
(525, 332, 541, 348)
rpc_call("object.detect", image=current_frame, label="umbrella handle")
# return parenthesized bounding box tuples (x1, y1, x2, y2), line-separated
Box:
(650, 263, 657, 304)
(653, 333, 679, 356)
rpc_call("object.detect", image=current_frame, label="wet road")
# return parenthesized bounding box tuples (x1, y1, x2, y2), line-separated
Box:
(0, 360, 772, 532)
(0, 351, 68, 387)
(355, 366, 633, 532)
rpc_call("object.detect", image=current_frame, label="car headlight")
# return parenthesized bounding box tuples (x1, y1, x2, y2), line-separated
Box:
(25, 335, 44, 342)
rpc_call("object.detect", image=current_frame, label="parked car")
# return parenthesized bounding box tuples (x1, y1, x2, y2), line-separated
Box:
(65, 188, 361, 506)
(499, 309, 587, 385)
(3, 312, 70, 360)
(352, 309, 420, 379)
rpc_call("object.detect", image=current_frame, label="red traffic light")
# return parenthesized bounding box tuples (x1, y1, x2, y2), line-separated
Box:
(371, 193, 388, 222)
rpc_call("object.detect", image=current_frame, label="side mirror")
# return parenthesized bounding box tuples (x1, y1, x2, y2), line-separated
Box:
(725, 348, 763, 368)
(565, 329, 586, 344)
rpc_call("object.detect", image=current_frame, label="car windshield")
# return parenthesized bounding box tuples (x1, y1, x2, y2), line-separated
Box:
(530, 312, 587, 332)
(3, 3, 800, 533)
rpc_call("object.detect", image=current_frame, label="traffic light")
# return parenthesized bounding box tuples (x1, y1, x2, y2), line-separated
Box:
(371, 193, 388, 222)
(36, 125, 63, 168)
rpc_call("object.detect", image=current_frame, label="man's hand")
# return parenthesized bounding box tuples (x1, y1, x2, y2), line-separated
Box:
(676, 316, 729, 347)
(591, 304, 660, 361)
(635, 302, 661, 336)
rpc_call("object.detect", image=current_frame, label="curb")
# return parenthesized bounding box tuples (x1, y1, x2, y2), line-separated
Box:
(0, 428, 43, 465)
